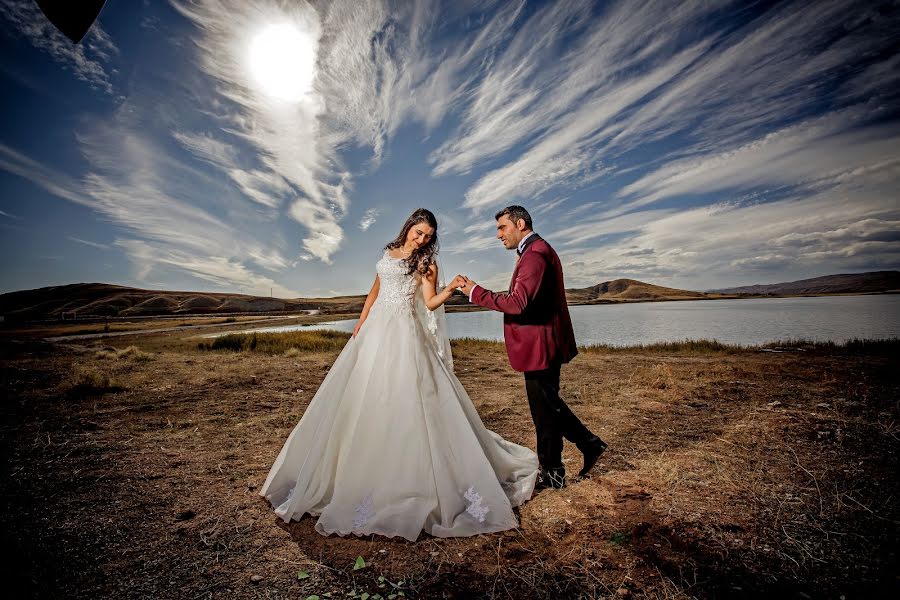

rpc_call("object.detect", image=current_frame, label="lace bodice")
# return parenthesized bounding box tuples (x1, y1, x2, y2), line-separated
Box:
(374, 250, 420, 314)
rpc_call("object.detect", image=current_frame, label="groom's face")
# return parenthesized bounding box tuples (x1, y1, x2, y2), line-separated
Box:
(496, 215, 527, 250)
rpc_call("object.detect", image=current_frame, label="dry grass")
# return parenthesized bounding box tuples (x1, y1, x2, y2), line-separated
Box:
(1, 333, 897, 598)
(94, 345, 155, 361)
(198, 330, 351, 354)
(65, 364, 127, 397)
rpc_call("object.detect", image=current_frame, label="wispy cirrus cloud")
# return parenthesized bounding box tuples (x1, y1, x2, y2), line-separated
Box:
(554, 161, 900, 289)
(67, 236, 110, 250)
(429, 0, 900, 217)
(616, 110, 900, 211)
(1, 117, 301, 295)
(0, 0, 118, 94)
(113, 238, 298, 296)
(171, 0, 352, 262)
(358, 208, 379, 231)
(0, 142, 94, 207)
(430, 0, 724, 210)
(172, 131, 289, 209)
(314, 0, 526, 165)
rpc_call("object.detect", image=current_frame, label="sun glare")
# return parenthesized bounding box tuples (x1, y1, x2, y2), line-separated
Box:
(248, 23, 315, 102)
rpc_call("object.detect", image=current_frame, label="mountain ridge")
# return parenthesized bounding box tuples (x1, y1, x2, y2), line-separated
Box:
(708, 271, 900, 295)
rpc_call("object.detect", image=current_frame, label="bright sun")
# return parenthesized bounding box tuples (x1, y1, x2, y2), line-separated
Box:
(248, 23, 315, 102)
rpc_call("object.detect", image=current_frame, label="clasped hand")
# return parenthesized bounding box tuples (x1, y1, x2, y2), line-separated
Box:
(450, 275, 476, 295)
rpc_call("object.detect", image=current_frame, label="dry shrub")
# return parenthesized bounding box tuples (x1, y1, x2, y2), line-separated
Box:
(452, 337, 505, 353)
(117, 345, 154, 361)
(94, 345, 154, 361)
(199, 330, 350, 354)
(67, 366, 126, 397)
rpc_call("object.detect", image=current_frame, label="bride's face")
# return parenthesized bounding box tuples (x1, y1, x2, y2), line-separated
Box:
(406, 221, 435, 250)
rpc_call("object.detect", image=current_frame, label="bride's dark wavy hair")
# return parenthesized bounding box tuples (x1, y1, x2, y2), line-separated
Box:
(385, 208, 439, 276)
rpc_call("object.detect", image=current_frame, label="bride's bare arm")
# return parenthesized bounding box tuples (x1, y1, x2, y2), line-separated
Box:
(422, 264, 464, 311)
(352, 274, 380, 337)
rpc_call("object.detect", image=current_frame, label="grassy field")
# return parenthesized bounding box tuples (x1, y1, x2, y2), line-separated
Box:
(1, 328, 898, 598)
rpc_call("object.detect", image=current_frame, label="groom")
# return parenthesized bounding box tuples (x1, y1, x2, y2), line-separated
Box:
(458, 206, 607, 489)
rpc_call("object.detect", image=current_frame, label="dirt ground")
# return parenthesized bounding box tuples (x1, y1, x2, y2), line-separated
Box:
(1, 331, 898, 599)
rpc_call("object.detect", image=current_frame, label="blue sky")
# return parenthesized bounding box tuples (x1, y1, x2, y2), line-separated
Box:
(1, 0, 898, 297)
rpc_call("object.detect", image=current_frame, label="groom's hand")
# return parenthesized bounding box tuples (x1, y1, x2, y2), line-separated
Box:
(458, 276, 476, 296)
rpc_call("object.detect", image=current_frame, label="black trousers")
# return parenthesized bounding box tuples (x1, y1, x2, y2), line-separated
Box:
(524, 363, 594, 471)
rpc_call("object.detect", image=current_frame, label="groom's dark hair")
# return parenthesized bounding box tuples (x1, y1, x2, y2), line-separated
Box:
(495, 205, 533, 230)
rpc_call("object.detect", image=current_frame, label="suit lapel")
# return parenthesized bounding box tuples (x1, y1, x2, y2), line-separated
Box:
(520, 232, 542, 254)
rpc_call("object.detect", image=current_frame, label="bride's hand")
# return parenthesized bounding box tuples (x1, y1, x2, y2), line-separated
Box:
(451, 274, 466, 289)
(352, 322, 362, 338)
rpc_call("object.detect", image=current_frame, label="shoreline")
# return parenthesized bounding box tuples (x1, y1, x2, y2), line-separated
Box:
(2, 289, 896, 326)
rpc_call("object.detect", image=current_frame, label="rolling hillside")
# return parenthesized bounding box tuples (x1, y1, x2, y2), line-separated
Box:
(0, 283, 359, 321)
(565, 278, 710, 303)
(709, 271, 900, 295)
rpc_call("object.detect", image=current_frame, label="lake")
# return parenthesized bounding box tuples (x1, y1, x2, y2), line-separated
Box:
(209, 294, 900, 347)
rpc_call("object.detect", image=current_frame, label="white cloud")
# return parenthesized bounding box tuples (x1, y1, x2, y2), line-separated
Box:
(172, 131, 240, 167)
(617, 111, 900, 210)
(425, 0, 899, 221)
(171, 0, 347, 261)
(358, 208, 379, 231)
(0, 119, 300, 294)
(114, 238, 300, 297)
(431, 0, 720, 210)
(0, 143, 95, 207)
(554, 168, 900, 289)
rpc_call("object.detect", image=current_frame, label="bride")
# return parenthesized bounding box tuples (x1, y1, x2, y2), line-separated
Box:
(259, 208, 539, 541)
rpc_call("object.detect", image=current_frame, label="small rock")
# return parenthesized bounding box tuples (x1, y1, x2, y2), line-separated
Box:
(250, 574, 262, 584)
(616, 587, 631, 597)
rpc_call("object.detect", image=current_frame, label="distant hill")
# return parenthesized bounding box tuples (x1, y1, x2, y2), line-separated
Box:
(0, 283, 363, 321)
(708, 271, 900, 295)
(3, 271, 896, 322)
(0, 278, 704, 321)
(565, 278, 710, 303)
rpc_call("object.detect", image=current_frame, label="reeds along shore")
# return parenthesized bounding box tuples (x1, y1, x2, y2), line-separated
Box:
(192, 329, 899, 356)
(1, 331, 897, 598)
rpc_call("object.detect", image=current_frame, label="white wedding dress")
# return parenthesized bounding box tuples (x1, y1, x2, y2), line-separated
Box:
(259, 250, 539, 541)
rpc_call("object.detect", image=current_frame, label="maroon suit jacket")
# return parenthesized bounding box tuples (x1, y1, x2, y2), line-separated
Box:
(470, 234, 578, 372)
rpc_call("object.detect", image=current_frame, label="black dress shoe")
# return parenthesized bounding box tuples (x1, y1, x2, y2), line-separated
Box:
(535, 467, 566, 490)
(578, 437, 608, 478)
